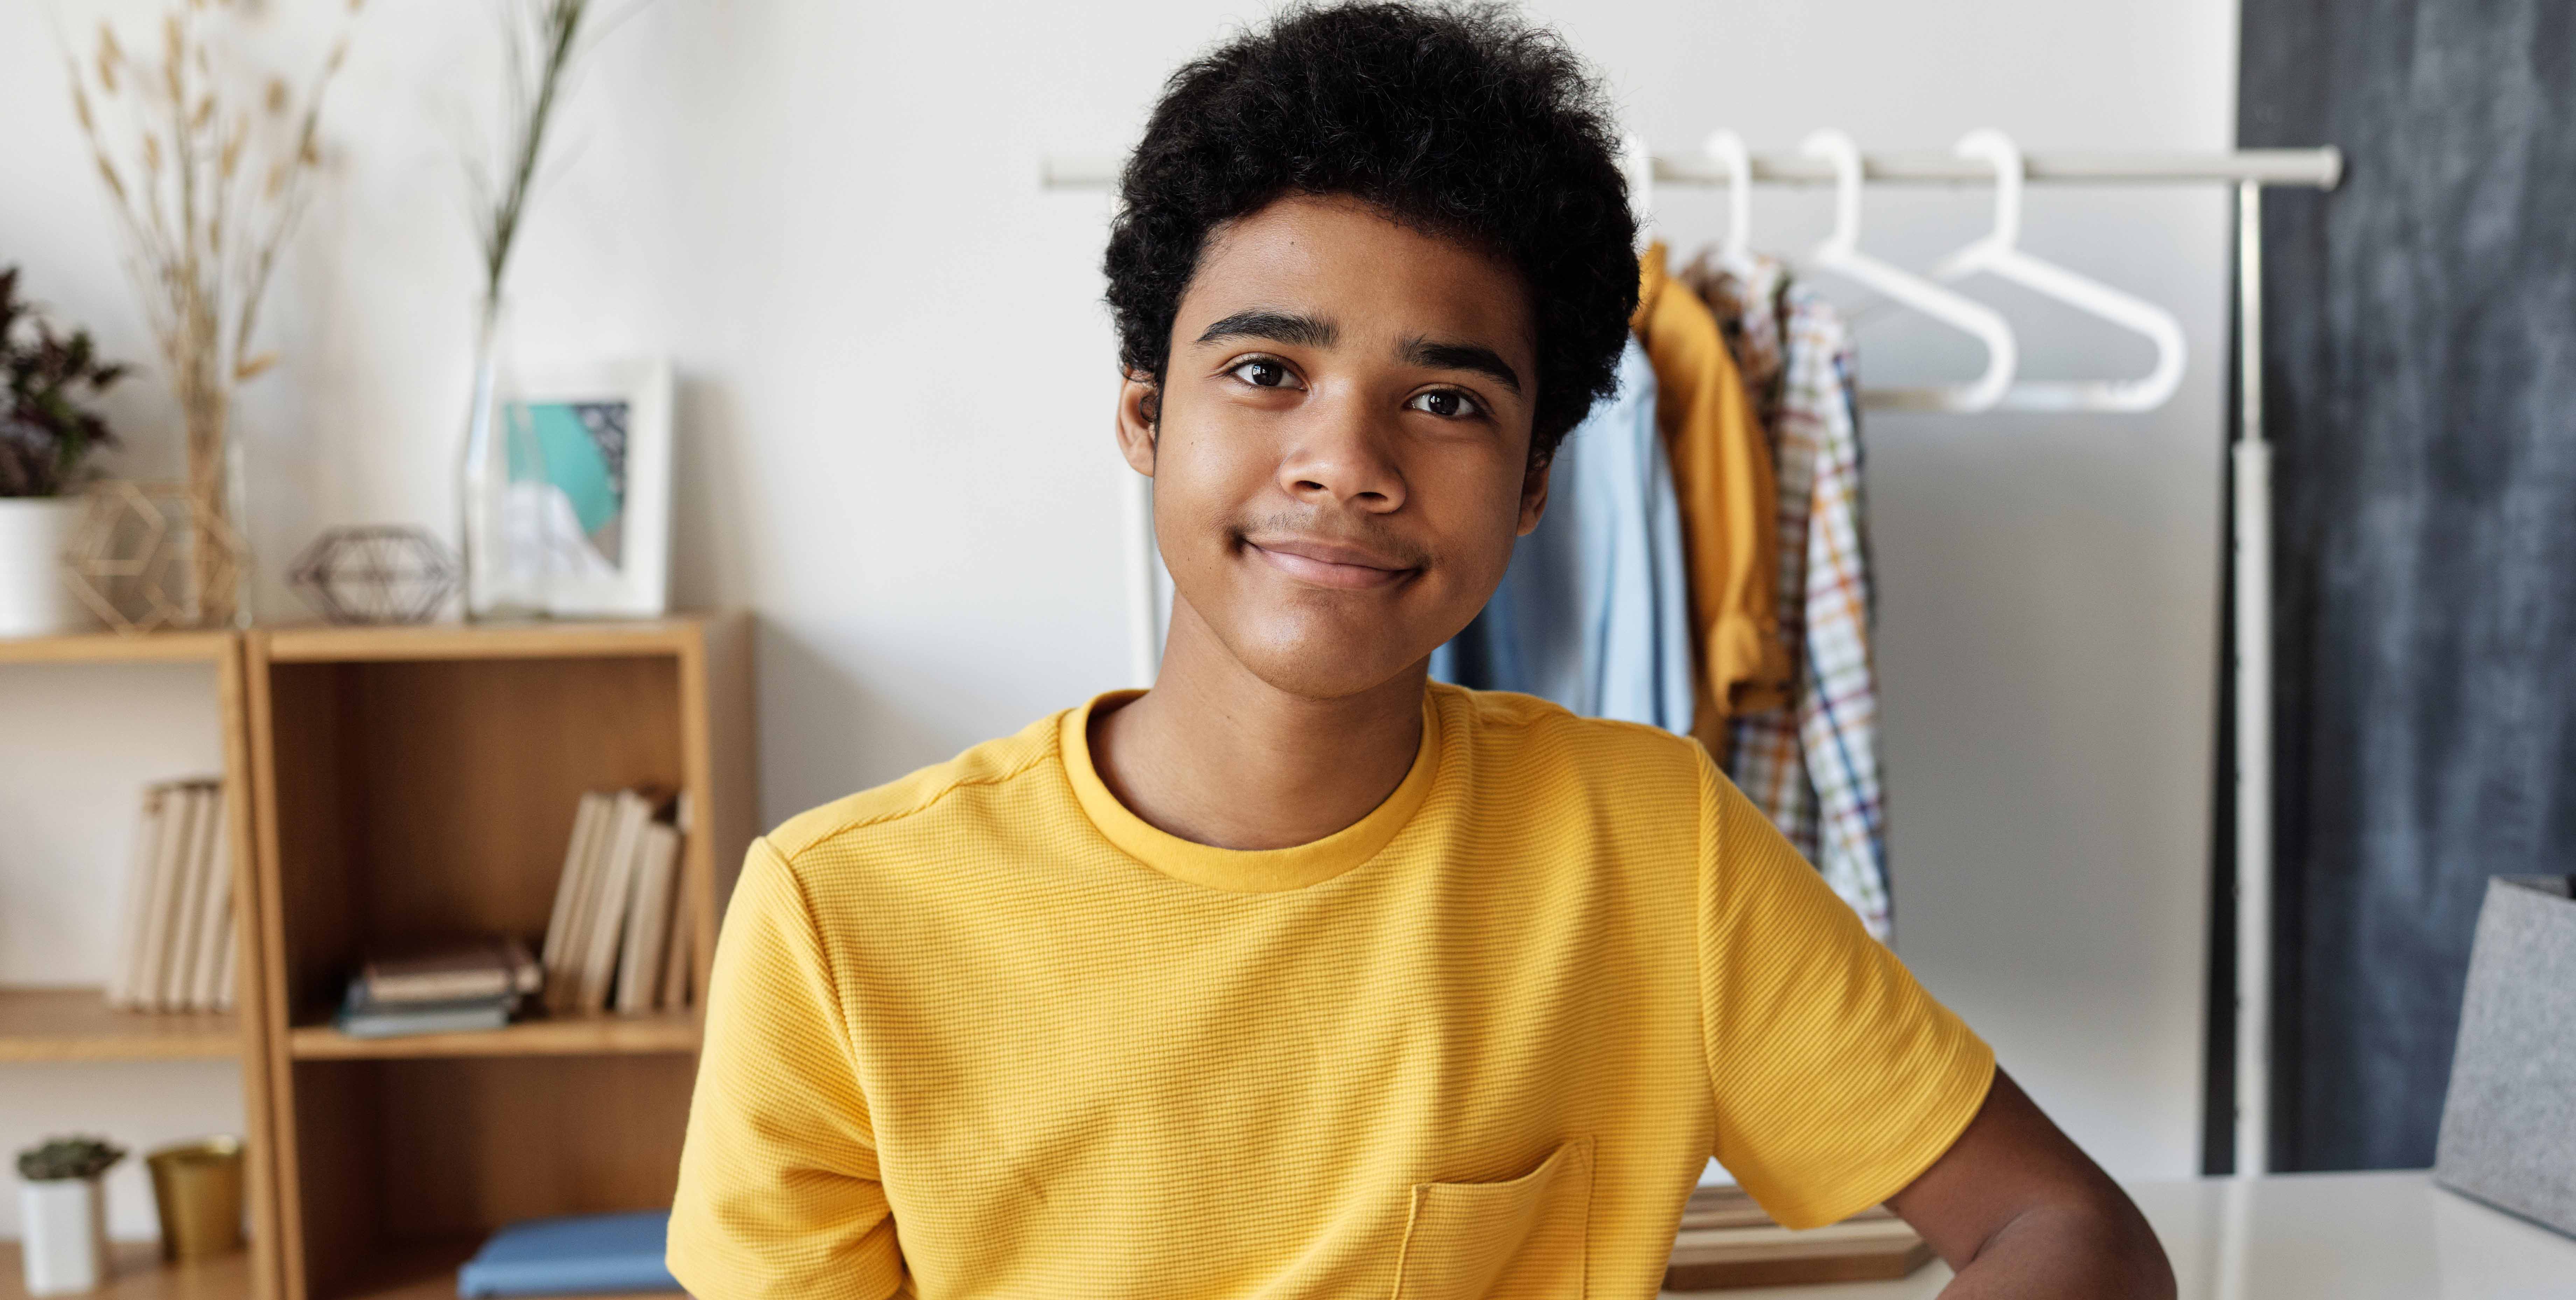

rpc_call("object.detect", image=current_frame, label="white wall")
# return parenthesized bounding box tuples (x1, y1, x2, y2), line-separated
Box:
(0, 0, 2238, 1222)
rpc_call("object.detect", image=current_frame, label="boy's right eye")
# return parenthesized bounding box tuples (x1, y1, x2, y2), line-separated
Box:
(1228, 358, 1294, 388)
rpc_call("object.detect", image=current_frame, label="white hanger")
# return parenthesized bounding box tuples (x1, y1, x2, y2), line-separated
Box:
(1621, 133, 1654, 251)
(1931, 129, 2186, 412)
(1701, 130, 1758, 277)
(1799, 128, 2017, 413)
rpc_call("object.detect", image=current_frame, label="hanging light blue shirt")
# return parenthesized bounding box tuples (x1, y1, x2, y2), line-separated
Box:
(1430, 338, 1696, 734)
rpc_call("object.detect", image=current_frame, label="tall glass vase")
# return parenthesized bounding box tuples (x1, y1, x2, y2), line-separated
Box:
(457, 297, 550, 619)
(177, 362, 251, 628)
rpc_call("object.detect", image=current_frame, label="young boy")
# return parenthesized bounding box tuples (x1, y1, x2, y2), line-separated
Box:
(668, 5, 2173, 1297)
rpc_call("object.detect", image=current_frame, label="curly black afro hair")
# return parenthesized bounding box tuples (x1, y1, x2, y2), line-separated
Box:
(1102, 1, 1637, 466)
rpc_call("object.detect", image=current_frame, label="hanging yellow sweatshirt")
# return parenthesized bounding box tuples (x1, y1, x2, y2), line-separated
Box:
(668, 682, 1993, 1300)
(1633, 242, 1793, 743)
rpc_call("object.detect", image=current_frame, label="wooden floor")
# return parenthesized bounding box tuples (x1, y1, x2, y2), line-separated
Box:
(0, 1243, 247, 1300)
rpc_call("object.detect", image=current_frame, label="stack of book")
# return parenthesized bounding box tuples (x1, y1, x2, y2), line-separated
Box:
(335, 938, 543, 1038)
(540, 787, 694, 1016)
(106, 779, 239, 1014)
(1663, 1185, 1931, 1290)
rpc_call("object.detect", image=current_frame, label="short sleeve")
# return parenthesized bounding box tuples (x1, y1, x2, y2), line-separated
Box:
(1695, 751, 1995, 1229)
(668, 836, 906, 1300)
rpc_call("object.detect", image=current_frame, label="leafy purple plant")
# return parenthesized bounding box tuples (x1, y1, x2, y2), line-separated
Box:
(1, 267, 128, 498)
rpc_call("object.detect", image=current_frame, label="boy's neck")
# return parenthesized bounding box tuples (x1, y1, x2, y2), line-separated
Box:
(1088, 599, 1427, 852)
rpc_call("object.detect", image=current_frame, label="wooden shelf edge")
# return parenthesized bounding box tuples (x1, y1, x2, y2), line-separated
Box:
(0, 630, 233, 665)
(260, 615, 737, 663)
(287, 1012, 701, 1060)
(0, 987, 241, 1062)
(0, 1241, 251, 1300)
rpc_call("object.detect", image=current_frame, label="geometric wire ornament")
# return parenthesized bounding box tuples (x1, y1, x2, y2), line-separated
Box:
(60, 479, 251, 634)
(286, 525, 462, 625)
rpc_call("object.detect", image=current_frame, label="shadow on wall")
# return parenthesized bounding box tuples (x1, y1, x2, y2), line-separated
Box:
(669, 372, 749, 615)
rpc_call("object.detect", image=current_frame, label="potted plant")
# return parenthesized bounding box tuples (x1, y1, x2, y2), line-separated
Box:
(15, 1135, 126, 1295)
(1, 267, 126, 637)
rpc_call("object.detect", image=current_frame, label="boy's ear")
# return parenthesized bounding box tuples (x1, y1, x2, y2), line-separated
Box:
(1115, 370, 1161, 477)
(1517, 451, 1553, 536)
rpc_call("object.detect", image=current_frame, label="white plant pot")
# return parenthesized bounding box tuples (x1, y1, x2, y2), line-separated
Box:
(17, 1177, 111, 1295)
(0, 497, 91, 637)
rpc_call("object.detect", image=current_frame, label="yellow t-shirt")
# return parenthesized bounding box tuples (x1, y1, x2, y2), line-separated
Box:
(668, 682, 1993, 1300)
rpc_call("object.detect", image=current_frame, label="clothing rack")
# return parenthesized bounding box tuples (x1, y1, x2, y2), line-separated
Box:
(1041, 143, 2343, 1178)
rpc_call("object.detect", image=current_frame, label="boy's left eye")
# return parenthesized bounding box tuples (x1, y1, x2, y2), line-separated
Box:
(1407, 390, 1482, 419)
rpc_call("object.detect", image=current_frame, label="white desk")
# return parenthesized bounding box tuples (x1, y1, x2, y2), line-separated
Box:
(1670, 1171, 2576, 1300)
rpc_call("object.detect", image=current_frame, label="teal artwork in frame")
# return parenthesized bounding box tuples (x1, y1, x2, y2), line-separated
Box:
(465, 356, 671, 618)
(504, 398, 630, 568)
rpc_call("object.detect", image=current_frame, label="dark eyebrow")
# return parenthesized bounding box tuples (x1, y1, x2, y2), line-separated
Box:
(1194, 309, 1338, 349)
(1400, 336, 1524, 396)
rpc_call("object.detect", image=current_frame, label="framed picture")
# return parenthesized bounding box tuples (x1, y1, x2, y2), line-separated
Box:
(465, 357, 673, 618)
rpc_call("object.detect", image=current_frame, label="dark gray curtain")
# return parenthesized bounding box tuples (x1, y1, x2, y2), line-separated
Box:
(2241, 0, 2576, 1170)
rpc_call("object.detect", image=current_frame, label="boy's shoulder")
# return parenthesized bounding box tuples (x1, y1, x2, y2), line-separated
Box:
(1432, 683, 1716, 833)
(1435, 681, 1710, 773)
(764, 707, 1068, 862)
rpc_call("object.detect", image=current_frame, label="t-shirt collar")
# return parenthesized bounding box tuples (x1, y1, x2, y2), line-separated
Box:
(1058, 686, 1444, 893)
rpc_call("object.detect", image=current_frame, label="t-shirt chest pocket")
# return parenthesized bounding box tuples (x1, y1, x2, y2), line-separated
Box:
(1390, 1134, 1594, 1300)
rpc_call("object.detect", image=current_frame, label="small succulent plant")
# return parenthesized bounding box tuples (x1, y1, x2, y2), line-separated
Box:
(15, 1135, 126, 1182)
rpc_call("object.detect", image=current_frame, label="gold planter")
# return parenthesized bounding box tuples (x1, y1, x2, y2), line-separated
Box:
(145, 1138, 245, 1261)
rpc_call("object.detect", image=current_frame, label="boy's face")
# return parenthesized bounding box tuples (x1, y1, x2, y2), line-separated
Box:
(1115, 194, 1549, 700)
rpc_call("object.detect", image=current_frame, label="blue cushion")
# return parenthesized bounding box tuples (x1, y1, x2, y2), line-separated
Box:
(456, 1210, 680, 1297)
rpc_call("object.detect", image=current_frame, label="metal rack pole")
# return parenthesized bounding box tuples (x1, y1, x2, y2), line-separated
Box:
(2232, 180, 2274, 1178)
(1042, 147, 2344, 189)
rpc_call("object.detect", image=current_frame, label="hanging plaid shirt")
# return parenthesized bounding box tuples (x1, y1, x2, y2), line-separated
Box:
(1795, 309, 1890, 942)
(1681, 252, 1788, 435)
(1696, 260, 1893, 944)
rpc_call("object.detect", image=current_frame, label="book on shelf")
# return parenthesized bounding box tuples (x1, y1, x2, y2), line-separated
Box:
(334, 983, 516, 1038)
(540, 785, 693, 1018)
(186, 794, 235, 1010)
(108, 778, 238, 1014)
(358, 937, 542, 1006)
(334, 938, 540, 1038)
(539, 791, 611, 1000)
(614, 823, 682, 1014)
(163, 786, 223, 1009)
(127, 781, 196, 1007)
(575, 790, 653, 1014)
(104, 783, 167, 1007)
(657, 883, 693, 1010)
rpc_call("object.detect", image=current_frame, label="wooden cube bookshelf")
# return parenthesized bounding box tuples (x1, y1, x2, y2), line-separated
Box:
(243, 616, 754, 1300)
(0, 631, 278, 1300)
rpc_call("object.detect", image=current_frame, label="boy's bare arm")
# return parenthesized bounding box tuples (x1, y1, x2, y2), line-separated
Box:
(1887, 1067, 2177, 1300)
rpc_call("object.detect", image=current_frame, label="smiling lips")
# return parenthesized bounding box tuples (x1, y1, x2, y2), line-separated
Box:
(1245, 536, 1418, 589)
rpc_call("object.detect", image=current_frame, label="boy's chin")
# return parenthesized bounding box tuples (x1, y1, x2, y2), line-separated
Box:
(1224, 624, 1437, 703)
